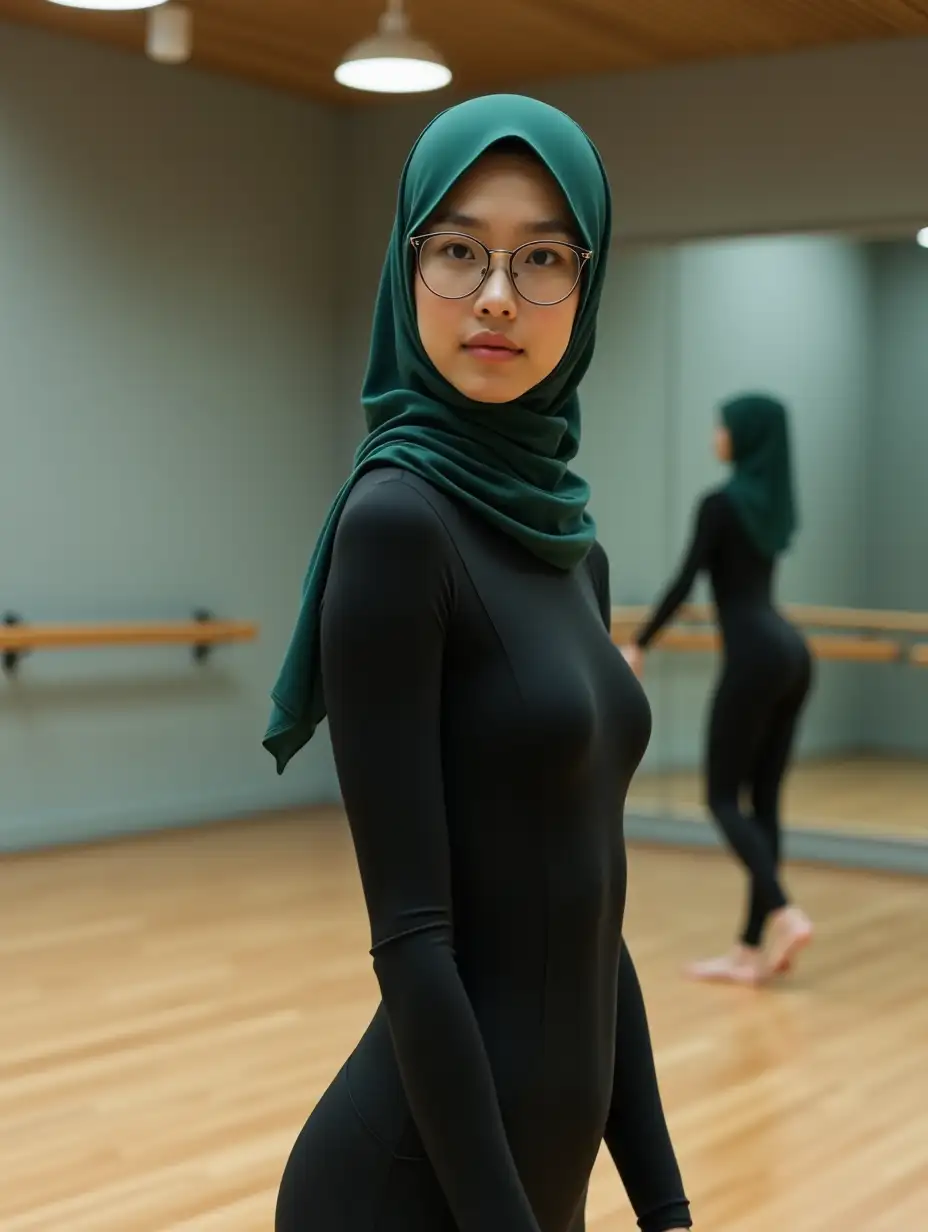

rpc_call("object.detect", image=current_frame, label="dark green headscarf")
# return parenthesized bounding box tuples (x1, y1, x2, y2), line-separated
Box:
(721, 393, 798, 560)
(264, 94, 612, 773)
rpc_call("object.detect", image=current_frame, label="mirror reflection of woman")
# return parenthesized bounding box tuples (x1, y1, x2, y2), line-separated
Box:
(624, 394, 814, 986)
(266, 95, 692, 1231)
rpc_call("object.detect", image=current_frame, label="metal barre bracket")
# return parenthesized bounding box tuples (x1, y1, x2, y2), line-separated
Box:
(2, 612, 24, 677)
(192, 608, 214, 665)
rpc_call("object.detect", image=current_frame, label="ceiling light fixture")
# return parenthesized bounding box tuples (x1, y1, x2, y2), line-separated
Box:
(47, 0, 168, 10)
(146, 3, 192, 65)
(335, 0, 451, 95)
(917, 227, 928, 249)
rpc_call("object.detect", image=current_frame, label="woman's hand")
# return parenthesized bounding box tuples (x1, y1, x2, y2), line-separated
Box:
(621, 643, 644, 679)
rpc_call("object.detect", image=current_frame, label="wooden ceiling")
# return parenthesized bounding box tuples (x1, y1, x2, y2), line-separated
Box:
(2, 0, 928, 106)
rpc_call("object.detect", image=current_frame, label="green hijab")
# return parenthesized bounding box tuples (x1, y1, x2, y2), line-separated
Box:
(721, 393, 798, 560)
(264, 94, 612, 773)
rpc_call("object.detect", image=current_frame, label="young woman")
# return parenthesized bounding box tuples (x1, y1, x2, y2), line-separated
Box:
(265, 95, 692, 1232)
(624, 394, 814, 986)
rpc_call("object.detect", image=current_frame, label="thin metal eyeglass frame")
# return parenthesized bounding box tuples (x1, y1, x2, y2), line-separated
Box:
(409, 231, 593, 306)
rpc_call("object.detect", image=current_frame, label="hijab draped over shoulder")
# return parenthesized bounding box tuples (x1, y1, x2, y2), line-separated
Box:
(264, 94, 612, 773)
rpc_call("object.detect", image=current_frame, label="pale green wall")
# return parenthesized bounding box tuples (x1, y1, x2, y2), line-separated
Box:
(336, 36, 928, 473)
(335, 38, 928, 775)
(578, 235, 872, 771)
(4, 23, 928, 851)
(864, 240, 928, 753)
(0, 25, 341, 850)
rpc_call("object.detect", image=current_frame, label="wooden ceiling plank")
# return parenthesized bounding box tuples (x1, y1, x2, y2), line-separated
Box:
(3, 0, 928, 106)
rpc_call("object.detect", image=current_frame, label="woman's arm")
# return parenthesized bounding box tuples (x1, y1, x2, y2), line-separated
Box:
(634, 493, 721, 650)
(605, 944, 692, 1231)
(321, 474, 542, 1232)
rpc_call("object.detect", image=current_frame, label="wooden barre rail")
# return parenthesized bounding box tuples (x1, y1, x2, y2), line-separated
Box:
(610, 603, 928, 665)
(610, 625, 902, 663)
(612, 603, 928, 635)
(0, 615, 258, 675)
(0, 620, 257, 652)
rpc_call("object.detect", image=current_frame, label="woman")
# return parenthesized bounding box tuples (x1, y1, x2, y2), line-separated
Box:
(624, 394, 814, 986)
(265, 95, 692, 1232)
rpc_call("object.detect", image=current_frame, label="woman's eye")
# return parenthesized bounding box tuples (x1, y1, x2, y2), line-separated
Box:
(527, 247, 559, 266)
(444, 242, 475, 260)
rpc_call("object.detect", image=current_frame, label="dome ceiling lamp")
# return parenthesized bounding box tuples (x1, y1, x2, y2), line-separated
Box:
(335, 0, 451, 95)
(47, 1, 168, 11)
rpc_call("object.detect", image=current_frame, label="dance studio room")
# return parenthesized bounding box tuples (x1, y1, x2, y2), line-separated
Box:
(2, 4, 926, 1231)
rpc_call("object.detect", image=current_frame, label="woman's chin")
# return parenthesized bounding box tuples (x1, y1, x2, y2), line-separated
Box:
(451, 373, 533, 405)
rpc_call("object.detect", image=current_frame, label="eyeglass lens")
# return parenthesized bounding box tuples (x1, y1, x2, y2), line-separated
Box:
(416, 233, 582, 305)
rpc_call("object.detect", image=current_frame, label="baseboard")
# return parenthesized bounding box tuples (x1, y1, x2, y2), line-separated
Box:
(7, 796, 926, 878)
(0, 786, 330, 855)
(624, 810, 928, 876)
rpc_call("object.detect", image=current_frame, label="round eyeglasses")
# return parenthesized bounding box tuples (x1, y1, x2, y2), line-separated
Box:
(410, 232, 592, 307)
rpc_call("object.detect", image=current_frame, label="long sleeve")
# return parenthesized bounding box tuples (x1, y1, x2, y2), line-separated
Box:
(635, 492, 722, 649)
(320, 475, 542, 1232)
(605, 944, 692, 1232)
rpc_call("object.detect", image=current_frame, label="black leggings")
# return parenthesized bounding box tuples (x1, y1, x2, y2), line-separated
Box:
(705, 645, 813, 947)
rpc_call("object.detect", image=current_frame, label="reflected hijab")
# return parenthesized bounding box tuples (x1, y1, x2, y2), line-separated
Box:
(264, 94, 613, 773)
(721, 393, 798, 560)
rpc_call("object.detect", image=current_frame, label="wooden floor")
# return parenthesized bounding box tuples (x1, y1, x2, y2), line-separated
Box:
(629, 752, 928, 841)
(2, 809, 927, 1231)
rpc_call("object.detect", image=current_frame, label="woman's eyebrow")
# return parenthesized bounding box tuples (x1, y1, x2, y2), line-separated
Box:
(429, 210, 578, 238)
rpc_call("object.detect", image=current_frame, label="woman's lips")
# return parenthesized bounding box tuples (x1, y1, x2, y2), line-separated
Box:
(462, 332, 523, 362)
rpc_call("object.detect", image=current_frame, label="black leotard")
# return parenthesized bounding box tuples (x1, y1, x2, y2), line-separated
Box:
(275, 468, 691, 1232)
(635, 489, 812, 947)
(636, 488, 797, 653)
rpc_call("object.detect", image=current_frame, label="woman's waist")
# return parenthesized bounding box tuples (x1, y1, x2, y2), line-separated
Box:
(718, 605, 808, 658)
(348, 999, 615, 1157)
(717, 598, 794, 633)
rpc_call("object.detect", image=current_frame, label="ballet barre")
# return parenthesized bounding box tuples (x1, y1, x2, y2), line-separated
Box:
(783, 605, 928, 635)
(0, 610, 258, 676)
(612, 603, 928, 635)
(609, 625, 901, 662)
(609, 603, 928, 664)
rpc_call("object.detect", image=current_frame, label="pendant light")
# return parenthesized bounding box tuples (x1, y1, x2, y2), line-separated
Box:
(47, 1, 168, 10)
(335, 0, 451, 95)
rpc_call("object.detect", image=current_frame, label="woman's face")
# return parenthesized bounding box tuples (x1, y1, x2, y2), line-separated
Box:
(714, 423, 732, 463)
(413, 150, 583, 404)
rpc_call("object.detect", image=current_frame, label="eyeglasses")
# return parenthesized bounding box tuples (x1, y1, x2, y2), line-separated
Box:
(409, 231, 592, 307)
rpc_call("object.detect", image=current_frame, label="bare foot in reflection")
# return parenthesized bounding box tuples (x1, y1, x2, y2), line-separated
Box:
(765, 906, 813, 976)
(684, 944, 765, 986)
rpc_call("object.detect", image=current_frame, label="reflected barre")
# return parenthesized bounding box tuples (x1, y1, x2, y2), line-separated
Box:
(609, 603, 928, 665)
(0, 611, 258, 676)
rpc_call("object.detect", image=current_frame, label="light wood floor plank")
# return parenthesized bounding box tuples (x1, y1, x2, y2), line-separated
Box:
(1, 809, 925, 1230)
(629, 752, 928, 839)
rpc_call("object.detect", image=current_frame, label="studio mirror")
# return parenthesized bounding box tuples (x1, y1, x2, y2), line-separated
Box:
(578, 225, 928, 863)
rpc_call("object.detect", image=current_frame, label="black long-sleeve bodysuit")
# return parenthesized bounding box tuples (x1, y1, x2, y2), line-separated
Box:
(636, 489, 812, 946)
(275, 468, 691, 1232)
